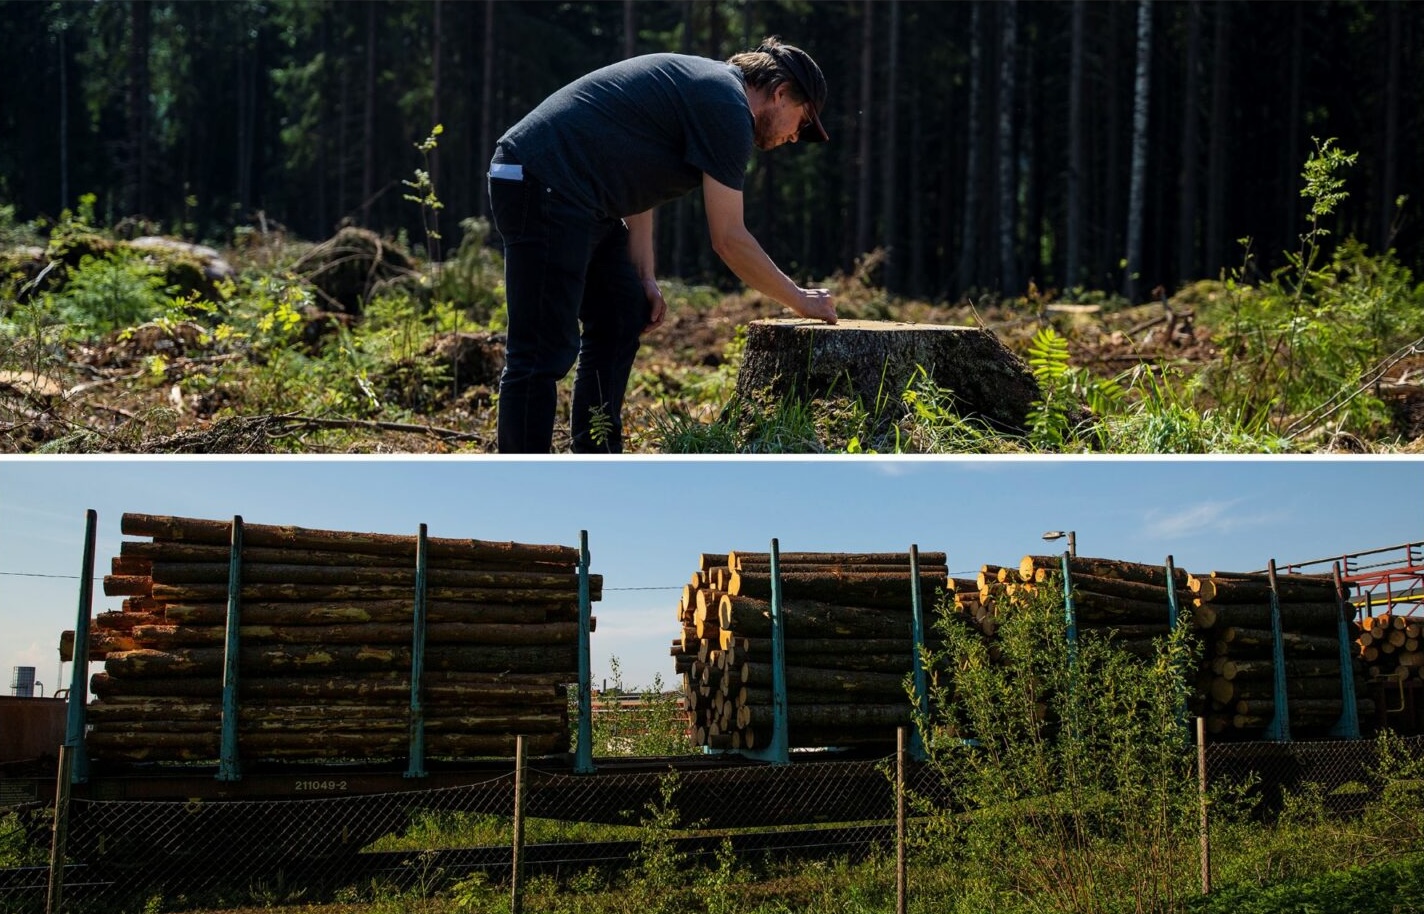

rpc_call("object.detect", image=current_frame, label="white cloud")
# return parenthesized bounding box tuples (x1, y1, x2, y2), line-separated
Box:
(1143, 499, 1284, 539)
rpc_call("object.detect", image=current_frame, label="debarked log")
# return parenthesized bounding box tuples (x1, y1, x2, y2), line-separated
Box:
(734, 318, 1039, 432)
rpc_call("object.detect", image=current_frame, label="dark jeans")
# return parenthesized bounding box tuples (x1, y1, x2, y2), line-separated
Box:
(489, 169, 646, 454)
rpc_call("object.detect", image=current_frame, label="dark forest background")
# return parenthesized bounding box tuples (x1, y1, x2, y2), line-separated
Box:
(1, 0, 1419, 304)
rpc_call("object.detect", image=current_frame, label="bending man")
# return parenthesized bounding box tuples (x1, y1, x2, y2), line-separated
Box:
(488, 37, 837, 453)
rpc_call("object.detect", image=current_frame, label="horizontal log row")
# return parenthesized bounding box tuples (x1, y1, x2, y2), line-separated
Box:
(955, 556, 1375, 741)
(1191, 569, 1369, 738)
(77, 514, 593, 763)
(676, 551, 942, 750)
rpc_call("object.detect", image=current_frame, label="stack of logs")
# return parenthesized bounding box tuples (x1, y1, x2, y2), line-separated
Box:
(67, 513, 599, 763)
(1356, 612, 1423, 683)
(1191, 570, 1372, 736)
(672, 551, 947, 750)
(952, 555, 1189, 660)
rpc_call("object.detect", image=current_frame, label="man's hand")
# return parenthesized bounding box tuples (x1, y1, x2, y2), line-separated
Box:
(642, 277, 667, 333)
(792, 287, 837, 324)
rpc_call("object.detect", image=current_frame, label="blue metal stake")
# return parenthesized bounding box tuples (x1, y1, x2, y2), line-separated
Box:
(1165, 556, 1190, 734)
(1060, 551, 1078, 738)
(1263, 560, 1292, 742)
(63, 509, 97, 784)
(1060, 552, 1078, 650)
(743, 538, 790, 765)
(217, 516, 244, 781)
(406, 524, 430, 778)
(1328, 562, 1361, 739)
(908, 545, 930, 762)
(574, 530, 595, 774)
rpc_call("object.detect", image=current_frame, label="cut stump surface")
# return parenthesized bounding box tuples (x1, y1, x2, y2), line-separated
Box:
(735, 318, 1039, 432)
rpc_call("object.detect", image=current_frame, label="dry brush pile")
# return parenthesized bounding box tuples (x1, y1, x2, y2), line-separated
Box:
(67, 513, 597, 762)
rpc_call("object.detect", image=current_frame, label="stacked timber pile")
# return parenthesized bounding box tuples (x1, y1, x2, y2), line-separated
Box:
(955, 555, 1187, 658)
(67, 513, 599, 763)
(672, 550, 948, 751)
(1357, 612, 1424, 682)
(1190, 571, 1371, 737)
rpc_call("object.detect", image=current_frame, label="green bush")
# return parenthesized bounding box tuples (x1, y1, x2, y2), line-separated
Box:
(45, 249, 170, 334)
(912, 584, 1201, 914)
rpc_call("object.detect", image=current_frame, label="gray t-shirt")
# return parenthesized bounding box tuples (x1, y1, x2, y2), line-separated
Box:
(497, 53, 753, 219)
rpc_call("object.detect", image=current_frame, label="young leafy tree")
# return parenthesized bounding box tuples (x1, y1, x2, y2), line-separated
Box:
(913, 580, 1200, 913)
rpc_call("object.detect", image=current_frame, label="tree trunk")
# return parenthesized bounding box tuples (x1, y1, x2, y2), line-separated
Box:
(142, 561, 587, 590)
(730, 550, 945, 569)
(996, 0, 1018, 294)
(1216, 626, 1340, 655)
(854, 0, 875, 260)
(954, 1, 984, 294)
(104, 642, 578, 677)
(360, 0, 377, 226)
(478, 0, 495, 217)
(880, 0, 901, 289)
(729, 570, 941, 609)
(1177, 0, 1202, 282)
(1204, 0, 1229, 276)
(161, 599, 570, 626)
(1379, 0, 1400, 251)
(127, 0, 152, 217)
(1192, 601, 1341, 631)
(1123, 0, 1152, 304)
(735, 318, 1039, 432)
(1187, 574, 1338, 604)
(90, 669, 570, 699)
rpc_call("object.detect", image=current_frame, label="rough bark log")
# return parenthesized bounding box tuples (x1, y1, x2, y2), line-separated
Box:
(123, 620, 580, 647)
(161, 599, 571, 626)
(1191, 601, 1343, 631)
(120, 539, 541, 572)
(145, 561, 588, 590)
(729, 571, 942, 609)
(104, 643, 578, 677)
(121, 513, 580, 564)
(1188, 574, 1340, 603)
(144, 581, 598, 603)
(90, 670, 567, 701)
(1216, 627, 1341, 655)
(739, 663, 909, 696)
(746, 702, 913, 728)
(728, 550, 947, 569)
(1019, 555, 1189, 588)
(735, 318, 1039, 432)
(85, 729, 566, 762)
(718, 594, 917, 639)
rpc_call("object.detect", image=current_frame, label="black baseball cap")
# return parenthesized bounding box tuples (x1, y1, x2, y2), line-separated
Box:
(763, 40, 829, 143)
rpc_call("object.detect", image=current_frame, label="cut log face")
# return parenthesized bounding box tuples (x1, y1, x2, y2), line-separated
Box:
(734, 318, 1039, 432)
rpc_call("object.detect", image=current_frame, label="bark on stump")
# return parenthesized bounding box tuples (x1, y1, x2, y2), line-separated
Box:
(735, 318, 1039, 432)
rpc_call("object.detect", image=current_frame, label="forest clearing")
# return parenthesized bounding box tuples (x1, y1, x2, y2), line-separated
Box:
(2, 192, 1423, 455)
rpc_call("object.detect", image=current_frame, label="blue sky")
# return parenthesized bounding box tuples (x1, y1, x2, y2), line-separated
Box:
(1, 457, 1420, 693)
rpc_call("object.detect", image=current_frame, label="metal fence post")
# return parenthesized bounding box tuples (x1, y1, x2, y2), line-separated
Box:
(218, 515, 244, 781)
(63, 509, 97, 785)
(896, 726, 908, 914)
(511, 734, 527, 914)
(45, 744, 73, 914)
(575, 530, 595, 774)
(907, 546, 930, 762)
(406, 523, 430, 778)
(1197, 716, 1211, 895)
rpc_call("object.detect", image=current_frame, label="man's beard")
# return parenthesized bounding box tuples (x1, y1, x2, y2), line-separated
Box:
(752, 110, 775, 150)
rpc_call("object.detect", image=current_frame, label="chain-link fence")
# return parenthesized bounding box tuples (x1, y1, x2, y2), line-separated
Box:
(5, 732, 1424, 914)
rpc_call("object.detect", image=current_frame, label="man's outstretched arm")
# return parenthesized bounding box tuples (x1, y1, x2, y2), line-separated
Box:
(702, 174, 836, 323)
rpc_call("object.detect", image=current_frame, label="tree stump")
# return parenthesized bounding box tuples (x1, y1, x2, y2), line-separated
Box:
(735, 318, 1039, 432)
